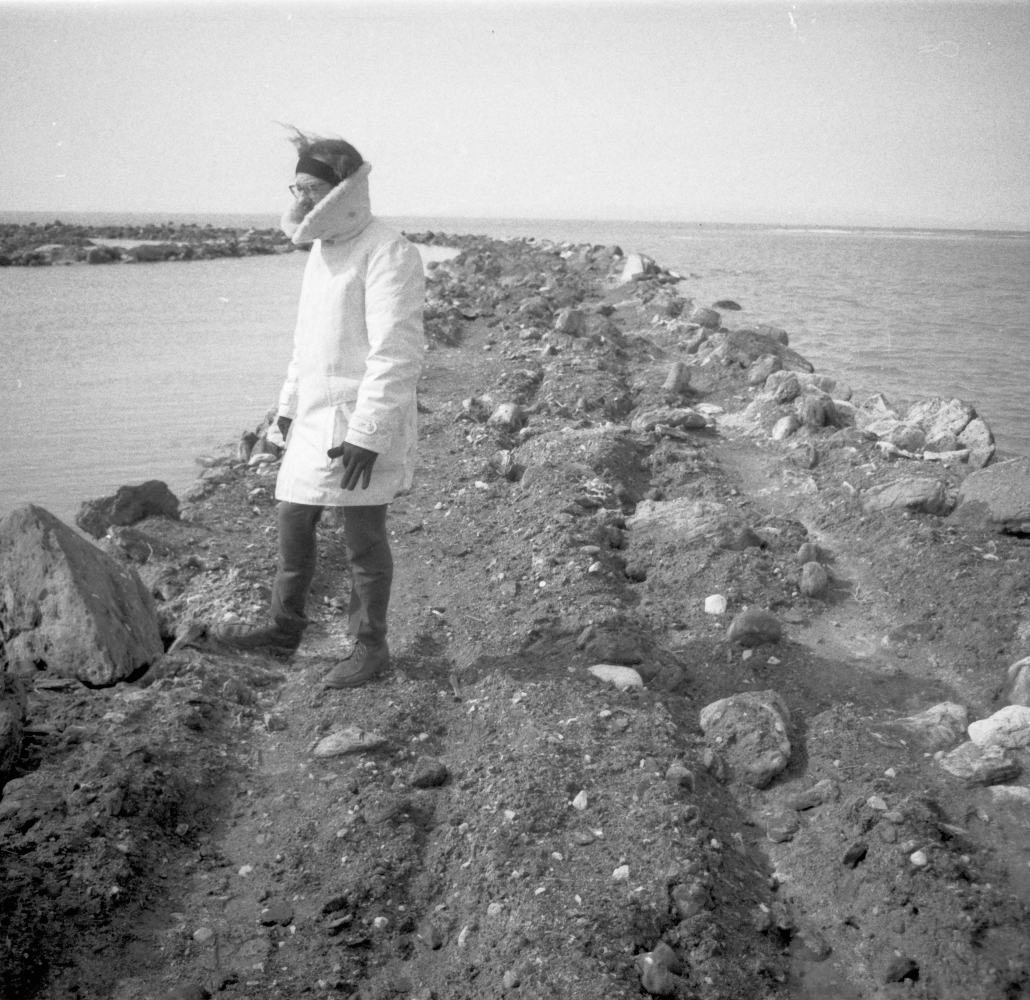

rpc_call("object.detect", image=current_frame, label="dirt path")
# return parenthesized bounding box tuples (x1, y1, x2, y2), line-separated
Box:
(3, 235, 1029, 1000)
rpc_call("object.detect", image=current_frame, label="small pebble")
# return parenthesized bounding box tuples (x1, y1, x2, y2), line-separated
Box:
(612, 865, 630, 881)
(909, 850, 929, 868)
(192, 927, 213, 943)
(572, 790, 589, 810)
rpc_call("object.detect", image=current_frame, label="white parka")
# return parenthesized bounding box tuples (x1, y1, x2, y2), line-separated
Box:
(274, 163, 425, 507)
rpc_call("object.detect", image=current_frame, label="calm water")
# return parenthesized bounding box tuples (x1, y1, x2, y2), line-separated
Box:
(1, 213, 1027, 526)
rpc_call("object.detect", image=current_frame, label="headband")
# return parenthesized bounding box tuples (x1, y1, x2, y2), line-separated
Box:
(296, 155, 340, 187)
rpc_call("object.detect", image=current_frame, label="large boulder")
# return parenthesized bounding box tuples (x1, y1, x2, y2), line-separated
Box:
(0, 505, 163, 685)
(885, 702, 968, 751)
(950, 458, 1030, 533)
(699, 690, 793, 788)
(905, 397, 975, 439)
(957, 417, 995, 469)
(862, 477, 951, 516)
(709, 329, 813, 373)
(627, 498, 741, 550)
(75, 480, 180, 539)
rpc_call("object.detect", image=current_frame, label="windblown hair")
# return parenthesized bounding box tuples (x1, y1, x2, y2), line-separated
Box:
(280, 124, 363, 181)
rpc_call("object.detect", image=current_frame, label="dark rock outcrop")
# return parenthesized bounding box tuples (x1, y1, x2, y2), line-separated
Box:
(76, 480, 180, 539)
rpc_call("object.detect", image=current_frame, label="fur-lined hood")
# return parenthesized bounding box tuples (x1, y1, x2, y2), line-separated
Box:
(280, 161, 374, 245)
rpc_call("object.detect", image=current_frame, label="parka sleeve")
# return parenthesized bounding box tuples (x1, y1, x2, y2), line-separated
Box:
(277, 347, 300, 419)
(344, 239, 426, 452)
(278, 247, 321, 420)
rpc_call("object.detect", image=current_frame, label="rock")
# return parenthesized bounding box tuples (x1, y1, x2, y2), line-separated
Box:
(799, 562, 829, 599)
(886, 424, 927, 453)
(0, 505, 164, 685)
(842, 841, 868, 869)
(553, 307, 585, 335)
(771, 414, 801, 441)
(704, 594, 727, 615)
(620, 253, 657, 282)
(670, 880, 711, 919)
(957, 416, 995, 469)
(0, 673, 27, 775)
(786, 778, 839, 811)
(789, 442, 819, 470)
(713, 299, 741, 310)
(687, 306, 721, 329)
(765, 808, 800, 843)
(587, 634, 644, 664)
(905, 397, 975, 439)
(75, 480, 180, 539)
(699, 689, 792, 788)
(939, 741, 1022, 786)
(1003, 656, 1030, 707)
(795, 393, 838, 429)
(587, 664, 643, 691)
(259, 901, 294, 926)
(883, 956, 919, 984)
(862, 477, 951, 516)
(410, 757, 449, 788)
(727, 608, 782, 647)
(968, 705, 1030, 749)
(715, 329, 811, 371)
(796, 542, 820, 564)
(756, 323, 789, 345)
(630, 407, 707, 433)
(635, 952, 680, 996)
(747, 354, 782, 386)
(665, 763, 695, 791)
(924, 429, 960, 453)
(313, 726, 388, 757)
(662, 361, 691, 395)
(888, 702, 968, 750)
(487, 403, 527, 432)
(103, 525, 167, 563)
(950, 457, 1030, 532)
(627, 498, 740, 550)
(768, 371, 801, 403)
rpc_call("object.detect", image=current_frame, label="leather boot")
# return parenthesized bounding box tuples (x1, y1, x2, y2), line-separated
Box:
(324, 641, 390, 689)
(212, 622, 302, 656)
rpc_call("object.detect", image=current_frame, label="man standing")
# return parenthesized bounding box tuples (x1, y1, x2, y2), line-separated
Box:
(216, 128, 425, 688)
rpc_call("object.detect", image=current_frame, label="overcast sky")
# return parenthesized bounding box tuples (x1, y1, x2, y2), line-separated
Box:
(1, 0, 1028, 229)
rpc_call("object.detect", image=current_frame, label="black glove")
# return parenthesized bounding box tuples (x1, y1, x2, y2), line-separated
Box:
(276, 416, 292, 441)
(326, 442, 378, 491)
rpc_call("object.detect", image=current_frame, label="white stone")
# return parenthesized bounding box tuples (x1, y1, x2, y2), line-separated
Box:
(612, 865, 630, 881)
(704, 594, 727, 615)
(313, 726, 389, 758)
(968, 705, 1030, 749)
(588, 664, 643, 690)
(890, 702, 968, 751)
(572, 790, 589, 810)
(909, 851, 929, 867)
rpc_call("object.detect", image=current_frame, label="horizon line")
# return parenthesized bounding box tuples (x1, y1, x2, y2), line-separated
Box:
(1, 209, 1027, 237)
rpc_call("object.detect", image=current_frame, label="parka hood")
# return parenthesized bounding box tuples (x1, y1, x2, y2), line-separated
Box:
(281, 161, 374, 245)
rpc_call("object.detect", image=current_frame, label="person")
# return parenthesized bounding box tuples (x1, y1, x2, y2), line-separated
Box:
(214, 127, 425, 688)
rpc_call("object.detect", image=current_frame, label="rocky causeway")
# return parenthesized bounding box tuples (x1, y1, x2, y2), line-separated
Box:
(2, 228, 1030, 1000)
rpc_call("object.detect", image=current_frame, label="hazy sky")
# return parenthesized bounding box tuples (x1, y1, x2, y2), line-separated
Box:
(1, 0, 1028, 228)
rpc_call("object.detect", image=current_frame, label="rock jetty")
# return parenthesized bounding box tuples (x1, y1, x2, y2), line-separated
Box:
(1, 229, 1029, 1000)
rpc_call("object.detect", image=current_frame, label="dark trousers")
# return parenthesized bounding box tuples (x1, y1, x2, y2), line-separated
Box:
(270, 502, 393, 647)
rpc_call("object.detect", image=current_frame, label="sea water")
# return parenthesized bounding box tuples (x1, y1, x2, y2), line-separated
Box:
(1, 214, 1027, 526)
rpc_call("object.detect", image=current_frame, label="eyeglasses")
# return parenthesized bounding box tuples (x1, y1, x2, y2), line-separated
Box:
(289, 182, 333, 200)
